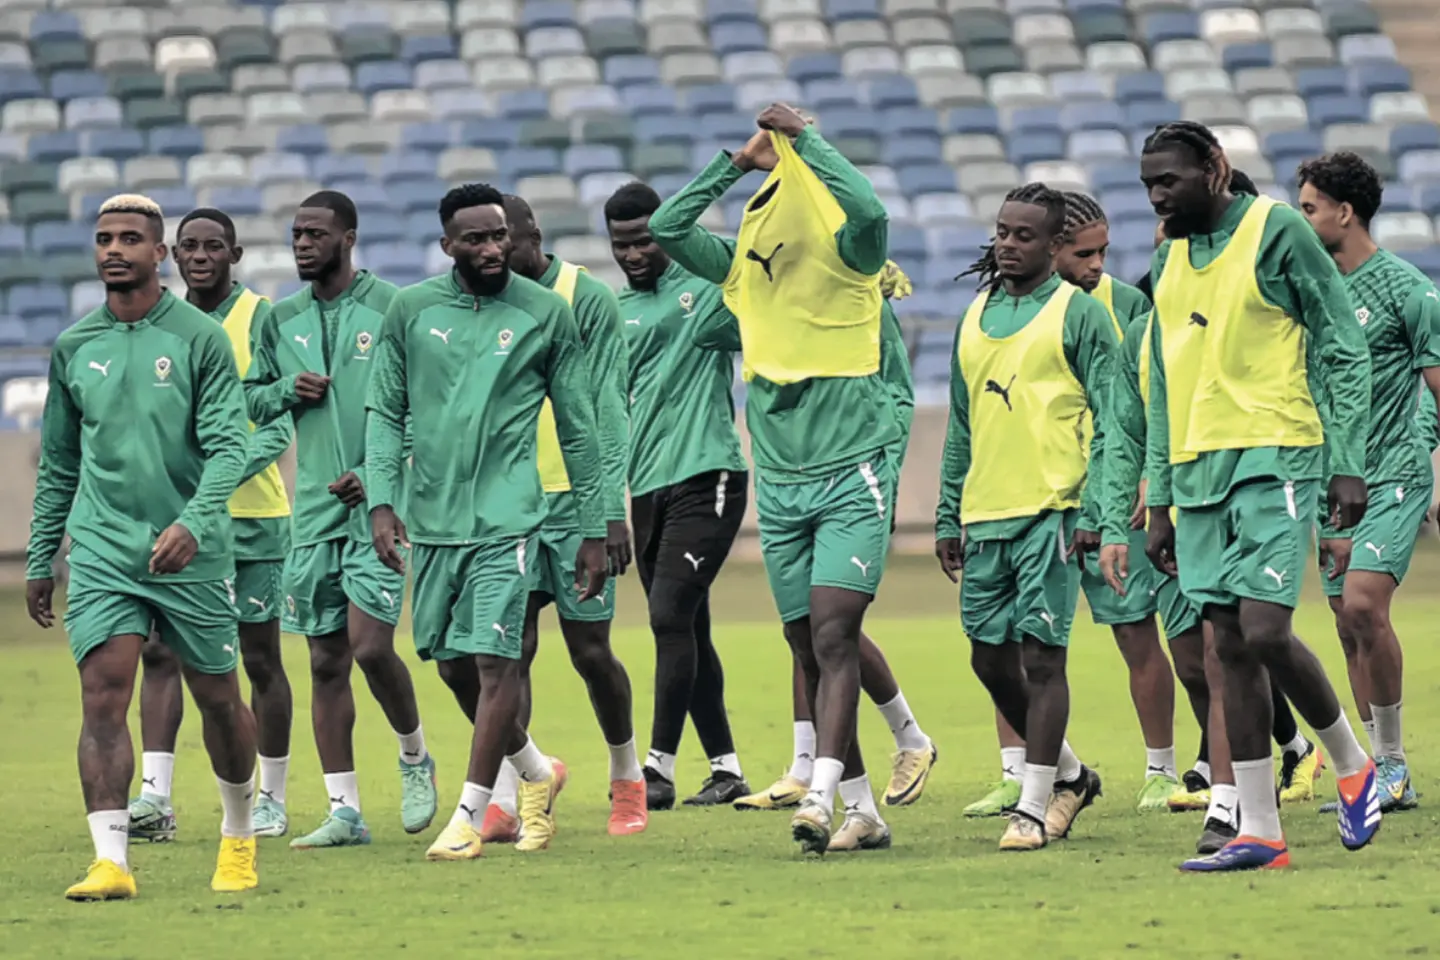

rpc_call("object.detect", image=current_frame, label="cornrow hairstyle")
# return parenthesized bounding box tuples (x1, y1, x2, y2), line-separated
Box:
(439, 182, 505, 226)
(97, 192, 165, 241)
(1295, 152, 1383, 228)
(1061, 190, 1107, 241)
(959, 182, 1067, 292)
(1141, 121, 1232, 197)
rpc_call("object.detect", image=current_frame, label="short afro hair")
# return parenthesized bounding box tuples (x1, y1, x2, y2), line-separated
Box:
(97, 193, 165, 240)
(298, 190, 358, 232)
(1296, 152, 1383, 228)
(603, 181, 662, 223)
(439, 182, 505, 227)
(176, 207, 237, 246)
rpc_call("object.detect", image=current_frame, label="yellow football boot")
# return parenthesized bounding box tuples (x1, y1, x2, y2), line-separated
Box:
(998, 813, 1047, 851)
(733, 774, 808, 811)
(884, 742, 938, 807)
(515, 758, 567, 852)
(211, 837, 258, 893)
(65, 859, 136, 902)
(1279, 743, 1324, 804)
(426, 819, 484, 861)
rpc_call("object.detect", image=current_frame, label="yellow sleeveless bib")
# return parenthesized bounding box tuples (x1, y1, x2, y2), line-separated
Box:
(721, 131, 882, 385)
(223, 288, 291, 519)
(1153, 195, 1323, 464)
(958, 281, 1089, 524)
(535, 261, 583, 493)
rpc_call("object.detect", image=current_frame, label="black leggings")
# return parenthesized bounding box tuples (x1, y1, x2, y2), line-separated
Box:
(645, 574, 735, 760)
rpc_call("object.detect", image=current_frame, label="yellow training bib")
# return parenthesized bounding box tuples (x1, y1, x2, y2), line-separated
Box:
(222, 288, 291, 519)
(1153, 195, 1322, 464)
(535, 261, 583, 493)
(958, 281, 1089, 524)
(721, 130, 882, 385)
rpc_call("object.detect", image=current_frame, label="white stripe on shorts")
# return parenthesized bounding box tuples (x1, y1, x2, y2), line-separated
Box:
(516, 538, 527, 575)
(715, 470, 728, 517)
(858, 462, 886, 518)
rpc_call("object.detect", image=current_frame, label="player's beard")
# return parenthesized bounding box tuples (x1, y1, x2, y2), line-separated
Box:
(297, 249, 341, 282)
(457, 260, 509, 297)
(101, 263, 150, 293)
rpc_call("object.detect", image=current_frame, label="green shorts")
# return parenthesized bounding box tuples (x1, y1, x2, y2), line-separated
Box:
(1320, 478, 1433, 598)
(1081, 527, 1202, 637)
(1175, 478, 1318, 610)
(410, 537, 536, 662)
(756, 456, 896, 624)
(534, 523, 614, 623)
(64, 543, 239, 674)
(961, 510, 1080, 647)
(282, 538, 405, 637)
(234, 560, 284, 625)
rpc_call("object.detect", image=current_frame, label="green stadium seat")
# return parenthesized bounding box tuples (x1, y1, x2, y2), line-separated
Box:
(32, 38, 92, 73)
(1073, 11, 1133, 47)
(124, 98, 187, 130)
(216, 31, 277, 71)
(0, 256, 44, 289)
(519, 118, 571, 148)
(174, 70, 230, 101)
(538, 207, 592, 239)
(631, 142, 690, 179)
(965, 45, 1026, 77)
(109, 72, 167, 103)
(586, 23, 646, 59)
(339, 31, 398, 65)
(1324, 5, 1382, 38)
(581, 116, 634, 149)
(952, 11, 1013, 48)
(1, 162, 57, 197)
(10, 191, 71, 226)
(44, 253, 96, 287)
(834, 136, 882, 166)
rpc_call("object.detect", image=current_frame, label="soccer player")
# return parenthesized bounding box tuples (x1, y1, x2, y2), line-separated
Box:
(1138, 121, 1380, 871)
(364, 183, 602, 860)
(651, 103, 909, 853)
(128, 208, 295, 842)
(1297, 151, 1440, 811)
(603, 182, 754, 810)
(244, 190, 438, 848)
(935, 182, 1110, 852)
(27, 194, 259, 899)
(446, 193, 645, 840)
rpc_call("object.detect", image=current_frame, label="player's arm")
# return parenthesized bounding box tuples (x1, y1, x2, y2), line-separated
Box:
(879, 302, 914, 470)
(234, 301, 293, 483)
(544, 301, 607, 540)
(1404, 283, 1440, 440)
(1066, 294, 1119, 534)
(649, 156, 742, 285)
(935, 323, 970, 542)
(576, 281, 631, 523)
(792, 125, 889, 275)
(26, 344, 82, 581)
(363, 294, 409, 514)
(1100, 318, 1147, 547)
(243, 305, 301, 426)
(690, 294, 743, 352)
(175, 332, 249, 543)
(1144, 247, 1175, 509)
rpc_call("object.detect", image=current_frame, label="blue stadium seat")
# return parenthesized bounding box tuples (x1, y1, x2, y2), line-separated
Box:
(1142, 12, 1201, 45)
(208, 186, 264, 217)
(522, 0, 579, 31)
(823, 107, 879, 139)
(788, 53, 843, 83)
(883, 136, 943, 167)
(149, 187, 198, 216)
(880, 107, 940, 139)
(826, 0, 881, 20)
(1307, 94, 1367, 126)
(1399, 150, 1440, 183)
(706, 0, 760, 26)
(1403, 246, 1440, 275)
(1010, 106, 1063, 134)
(80, 127, 144, 162)
(0, 316, 25, 347)
(313, 153, 370, 185)
(251, 152, 310, 186)
(1060, 101, 1125, 133)
(1222, 43, 1272, 72)
(1070, 130, 1131, 162)
(8, 283, 67, 321)
(501, 147, 562, 179)
(49, 70, 107, 103)
(898, 165, 959, 197)
(378, 151, 438, 185)
(1295, 67, 1349, 99)
(622, 84, 677, 117)
(498, 88, 551, 119)
(1351, 62, 1411, 97)
(363, 212, 408, 244)
(888, 224, 927, 261)
(605, 55, 660, 87)
(149, 125, 205, 159)
(28, 131, 78, 164)
(1263, 129, 1324, 167)
(807, 77, 864, 110)
(391, 178, 448, 213)
(1114, 72, 1167, 105)
(30, 221, 88, 255)
(683, 84, 738, 116)
(400, 35, 457, 65)
(564, 144, 624, 178)
(1008, 131, 1067, 165)
(459, 118, 522, 149)
(1124, 99, 1181, 131)
(361, 240, 427, 276)
(30, 12, 83, 42)
(868, 75, 921, 110)
(700, 112, 755, 143)
(1088, 161, 1137, 192)
(0, 224, 25, 256)
(403, 122, 453, 153)
(947, 106, 1001, 136)
(355, 61, 414, 97)
(276, 125, 331, 156)
(712, 22, 769, 55)
(406, 210, 442, 246)
(634, 113, 690, 144)
(1392, 124, 1440, 158)
(0, 67, 44, 105)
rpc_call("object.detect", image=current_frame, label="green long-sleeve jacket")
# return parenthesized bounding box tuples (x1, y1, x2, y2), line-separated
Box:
(27, 291, 249, 582)
(1100, 314, 1151, 546)
(651, 125, 905, 479)
(1145, 196, 1371, 511)
(935, 273, 1118, 542)
(364, 271, 605, 544)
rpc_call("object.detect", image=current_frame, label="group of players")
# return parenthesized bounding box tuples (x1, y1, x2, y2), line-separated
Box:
(24, 101, 1435, 899)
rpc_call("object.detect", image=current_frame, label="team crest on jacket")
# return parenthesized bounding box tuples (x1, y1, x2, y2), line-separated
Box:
(154, 356, 172, 381)
(1355, 307, 1370, 327)
(355, 331, 372, 353)
(497, 328, 513, 353)
(678, 291, 694, 314)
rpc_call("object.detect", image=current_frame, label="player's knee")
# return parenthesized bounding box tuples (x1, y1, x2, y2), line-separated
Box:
(308, 640, 351, 687)
(567, 633, 616, 679)
(80, 670, 131, 721)
(1242, 626, 1292, 665)
(1022, 644, 1066, 687)
(351, 635, 396, 675)
(240, 639, 281, 690)
(436, 657, 479, 697)
(1340, 590, 1389, 645)
(1172, 652, 1207, 695)
(1112, 621, 1160, 668)
(809, 617, 857, 672)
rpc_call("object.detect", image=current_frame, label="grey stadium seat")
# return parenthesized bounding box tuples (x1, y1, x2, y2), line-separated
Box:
(475, 57, 537, 91)
(660, 52, 722, 85)
(454, 0, 520, 31)
(186, 153, 249, 190)
(834, 21, 891, 52)
(292, 62, 354, 94)
(330, 120, 401, 154)
(439, 146, 500, 182)
(57, 156, 119, 196)
(893, 17, 951, 49)
(247, 92, 308, 127)
(308, 91, 369, 124)
(187, 93, 246, 127)
(460, 28, 521, 61)
(123, 154, 183, 190)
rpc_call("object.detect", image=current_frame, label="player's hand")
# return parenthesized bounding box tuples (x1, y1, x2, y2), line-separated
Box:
(731, 129, 774, 173)
(1327, 475, 1368, 531)
(1145, 507, 1178, 576)
(1130, 479, 1148, 531)
(1319, 536, 1351, 581)
(293, 372, 331, 402)
(328, 471, 366, 508)
(575, 537, 608, 602)
(1099, 544, 1128, 595)
(606, 520, 632, 576)
(756, 102, 809, 137)
(26, 577, 54, 628)
(935, 536, 964, 583)
(370, 505, 408, 574)
(150, 523, 198, 575)
(1070, 527, 1101, 571)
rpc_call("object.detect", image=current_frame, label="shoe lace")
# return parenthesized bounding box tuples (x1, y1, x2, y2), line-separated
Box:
(220, 840, 254, 876)
(891, 749, 924, 782)
(400, 762, 430, 793)
(517, 781, 551, 828)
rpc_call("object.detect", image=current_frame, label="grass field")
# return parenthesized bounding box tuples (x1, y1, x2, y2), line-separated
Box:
(3, 550, 1440, 959)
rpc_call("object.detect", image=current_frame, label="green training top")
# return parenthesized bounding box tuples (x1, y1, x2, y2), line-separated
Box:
(208, 282, 292, 563)
(27, 290, 248, 582)
(1100, 314, 1151, 547)
(649, 125, 903, 480)
(936, 273, 1117, 542)
(364, 271, 606, 544)
(1145, 195, 1371, 509)
(621, 259, 748, 497)
(1107, 276, 1152, 333)
(535, 254, 628, 523)
(244, 270, 397, 547)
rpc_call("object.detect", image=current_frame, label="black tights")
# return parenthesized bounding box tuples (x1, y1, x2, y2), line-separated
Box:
(646, 576, 735, 759)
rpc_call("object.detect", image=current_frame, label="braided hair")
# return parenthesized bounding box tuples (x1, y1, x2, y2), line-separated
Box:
(959, 182, 1068, 291)
(1061, 191, 1107, 241)
(1141, 121, 1233, 197)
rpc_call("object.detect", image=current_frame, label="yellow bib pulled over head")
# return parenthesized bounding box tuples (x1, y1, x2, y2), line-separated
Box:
(223, 288, 291, 518)
(957, 280, 1089, 524)
(721, 130, 882, 385)
(1153, 195, 1322, 465)
(535, 260, 583, 492)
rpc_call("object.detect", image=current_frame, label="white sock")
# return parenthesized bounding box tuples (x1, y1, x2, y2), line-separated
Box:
(140, 751, 175, 800)
(1001, 746, 1026, 783)
(1207, 782, 1239, 828)
(217, 775, 256, 839)
(1371, 704, 1403, 760)
(709, 753, 743, 778)
(88, 809, 129, 869)
(1281, 732, 1310, 760)
(258, 755, 289, 806)
(1233, 757, 1283, 841)
(507, 736, 554, 783)
(1019, 762, 1056, 823)
(838, 774, 882, 821)
(607, 738, 643, 782)
(454, 782, 492, 828)
(789, 721, 815, 783)
(876, 692, 930, 752)
(494, 760, 519, 816)
(1145, 746, 1178, 780)
(1056, 740, 1082, 783)
(806, 757, 844, 811)
(1314, 711, 1368, 779)
(1193, 760, 1212, 786)
(323, 771, 360, 813)
(644, 748, 676, 783)
(397, 724, 428, 764)
(1363, 718, 1379, 756)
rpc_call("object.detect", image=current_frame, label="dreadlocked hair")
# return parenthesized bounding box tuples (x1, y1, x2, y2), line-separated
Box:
(958, 182, 1067, 292)
(1142, 121, 1233, 197)
(1061, 191, 1107, 241)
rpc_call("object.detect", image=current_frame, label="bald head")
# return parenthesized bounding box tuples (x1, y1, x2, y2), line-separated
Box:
(503, 194, 547, 280)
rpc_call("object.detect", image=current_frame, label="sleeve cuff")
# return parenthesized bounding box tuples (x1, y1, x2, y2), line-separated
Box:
(25, 554, 55, 580)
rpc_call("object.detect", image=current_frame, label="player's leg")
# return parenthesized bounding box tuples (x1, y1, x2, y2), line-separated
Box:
(1271, 674, 1320, 802)
(476, 593, 545, 843)
(342, 541, 437, 834)
(235, 560, 292, 838)
(131, 634, 181, 841)
(858, 632, 938, 806)
(1164, 610, 1215, 812)
(1329, 594, 1373, 747)
(1194, 622, 1240, 854)
(734, 652, 813, 811)
(687, 591, 745, 791)
(964, 709, 1025, 817)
